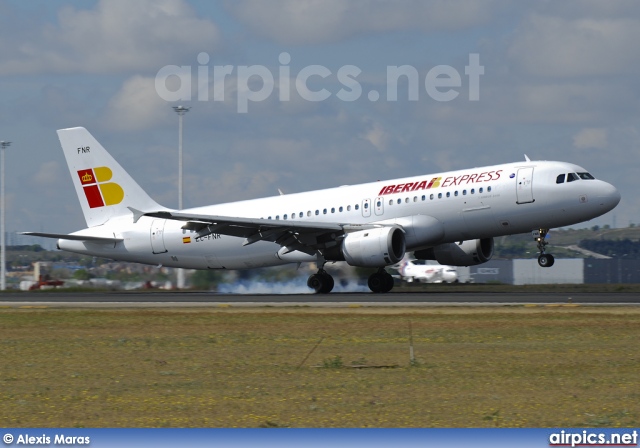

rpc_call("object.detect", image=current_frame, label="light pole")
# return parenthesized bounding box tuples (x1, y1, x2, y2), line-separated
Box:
(172, 106, 190, 289)
(1, 141, 11, 291)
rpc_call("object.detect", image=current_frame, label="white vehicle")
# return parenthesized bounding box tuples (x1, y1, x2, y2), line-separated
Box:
(395, 258, 458, 283)
(23, 127, 620, 294)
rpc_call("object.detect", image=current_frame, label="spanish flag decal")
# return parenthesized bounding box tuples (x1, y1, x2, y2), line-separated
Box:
(183, 237, 191, 244)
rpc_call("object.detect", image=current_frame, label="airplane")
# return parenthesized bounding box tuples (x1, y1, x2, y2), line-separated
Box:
(393, 256, 458, 284)
(23, 127, 621, 294)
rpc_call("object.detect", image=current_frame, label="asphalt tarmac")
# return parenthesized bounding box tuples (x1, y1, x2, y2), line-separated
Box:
(0, 290, 638, 307)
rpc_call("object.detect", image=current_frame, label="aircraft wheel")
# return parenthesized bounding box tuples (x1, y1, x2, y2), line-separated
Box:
(368, 273, 384, 293)
(368, 270, 394, 293)
(307, 271, 334, 294)
(381, 272, 394, 293)
(321, 271, 334, 293)
(538, 253, 555, 268)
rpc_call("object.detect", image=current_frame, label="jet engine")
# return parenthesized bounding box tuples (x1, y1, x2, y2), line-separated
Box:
(341, 226, 406, 267)
(415, 238, 494, 266)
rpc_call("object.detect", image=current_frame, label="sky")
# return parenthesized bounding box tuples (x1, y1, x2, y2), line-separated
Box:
(1, 0, 637, 242)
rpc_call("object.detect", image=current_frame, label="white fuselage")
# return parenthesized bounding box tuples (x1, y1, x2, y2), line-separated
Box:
(59, 160, 620, 269)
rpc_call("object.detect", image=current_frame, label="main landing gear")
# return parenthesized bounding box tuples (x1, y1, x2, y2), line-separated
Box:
(367, 268, 394, 294)
(307, 266, 394, 294)
(307, 269, 334, 294)
(533, 228, 555, 268)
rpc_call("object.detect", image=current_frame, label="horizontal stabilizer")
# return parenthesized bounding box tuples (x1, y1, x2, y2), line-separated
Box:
(20, 232, 123, 244)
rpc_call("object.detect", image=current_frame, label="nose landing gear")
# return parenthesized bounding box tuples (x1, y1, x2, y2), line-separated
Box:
(533, 228, 555, 267)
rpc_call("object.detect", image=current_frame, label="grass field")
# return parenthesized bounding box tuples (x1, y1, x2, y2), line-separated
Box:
(1, 306, 639, 427)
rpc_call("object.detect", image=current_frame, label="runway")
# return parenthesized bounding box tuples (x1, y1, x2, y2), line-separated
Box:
(0, 290, 638, 307)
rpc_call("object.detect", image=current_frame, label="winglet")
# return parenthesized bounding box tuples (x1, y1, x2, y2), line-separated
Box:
(524, 154, 531, 162)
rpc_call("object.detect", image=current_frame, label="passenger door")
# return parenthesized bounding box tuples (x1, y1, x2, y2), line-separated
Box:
(516, 167, 534, 204)
(362, 198, 371, 217)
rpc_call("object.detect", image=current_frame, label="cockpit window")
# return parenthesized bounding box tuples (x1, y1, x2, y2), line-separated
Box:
(556, 174, 565, 184)
(578, 172, 595, 180)
(567, 173, 579, 182)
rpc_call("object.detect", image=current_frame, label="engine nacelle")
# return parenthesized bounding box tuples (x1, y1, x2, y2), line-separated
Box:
(416, 238, 494, 266)
(342, 226, 406, 267)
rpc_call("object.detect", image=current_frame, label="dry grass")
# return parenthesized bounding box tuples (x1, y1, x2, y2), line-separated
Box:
(1, 306, 639, 427)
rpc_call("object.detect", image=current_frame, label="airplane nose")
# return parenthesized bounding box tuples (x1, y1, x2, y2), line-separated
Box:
(597, 182, 621, 212)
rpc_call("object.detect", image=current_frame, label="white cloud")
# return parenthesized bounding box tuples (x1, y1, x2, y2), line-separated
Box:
(226, 0, 502, 44)
(508, 14, 640, 76)
(0, 0, 221, 75)
(360, 121, 389, 152)
(573, 127, 608, 150)
(104, 75, 172, 131)
(536, 0, 640, 20)
(33, 161, 64, 189)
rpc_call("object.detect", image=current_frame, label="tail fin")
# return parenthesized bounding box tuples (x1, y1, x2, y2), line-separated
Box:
(58, 127, 166, 227)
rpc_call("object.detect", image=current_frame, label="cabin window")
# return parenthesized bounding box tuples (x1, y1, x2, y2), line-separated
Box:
(397, 199, 402, 204)
(438, 193, 443, 199)
(422, 195, 426, 201)
(355, 204, 359, 210)
(454, 191, 459, 197)
(413, 196, 418, 202)
(471, 188, 475, 194)
(479, 187, 483, 193)
(463, 190, 467, 195)
(446, 192, 450, 198)
(430, 194, 434, 200)
(276, 215, 280, 220)
(389, 199, 393, 205)
(299, 212, 303, 218)
(347, 205, 351, 211)
(315, 210, 319, 215)
(323, 208, 327, 214)
(339, 206, 343, 212)
(488, 186, 492, 192)
(284, 214, 288, 220)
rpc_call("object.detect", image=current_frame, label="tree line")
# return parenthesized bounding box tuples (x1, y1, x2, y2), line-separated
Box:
(579, 239, 640, 259)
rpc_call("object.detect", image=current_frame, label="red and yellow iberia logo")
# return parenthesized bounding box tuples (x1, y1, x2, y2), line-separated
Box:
(77, 167, 124, 208)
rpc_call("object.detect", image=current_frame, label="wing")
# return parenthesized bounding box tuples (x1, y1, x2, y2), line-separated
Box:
(134, 209, 377, 255)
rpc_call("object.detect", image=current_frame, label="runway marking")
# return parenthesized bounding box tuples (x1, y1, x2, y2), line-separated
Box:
(544, 304, 582, 308)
